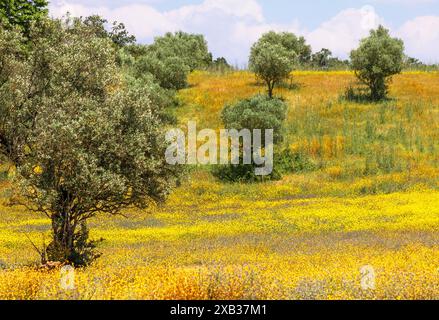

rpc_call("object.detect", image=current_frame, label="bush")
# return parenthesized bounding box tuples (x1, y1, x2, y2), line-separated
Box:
(212, 163, 271, 183)
(213, 95, 288, 182)
(134, 54, 190, 90)
(221, 95, 288, 144)
(275, 149, 316, 174)
(343, 85, 375, 103)
(212, 149, 316, 183)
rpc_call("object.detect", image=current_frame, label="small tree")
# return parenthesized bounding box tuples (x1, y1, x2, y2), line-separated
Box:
(312, 48, 332, 69)
(0, 18, 180, 266)
(213, 95, 288, 182)
(350, 25, 404, 101)
(249, 40, 295, 98)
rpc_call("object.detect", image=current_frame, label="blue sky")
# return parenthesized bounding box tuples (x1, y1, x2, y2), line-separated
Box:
(49, 1, 439, 64)
(261, 1, 438, 28)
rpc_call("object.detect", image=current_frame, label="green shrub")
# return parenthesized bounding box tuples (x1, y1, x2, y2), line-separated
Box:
(212, 149, 316, 183)
(221, 95, 288, 144)
(213, 95, 289, 182)
(134, 54, 190, 90)
(275, 149, 316, 174)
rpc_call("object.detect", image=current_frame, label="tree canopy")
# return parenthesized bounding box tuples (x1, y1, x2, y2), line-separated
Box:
(213, 95, 288, 182)
(0, 0, 48, 36)
(256, 31, 311, 65)
(127, 31, 212, 91)
(134, 53, 190, 90)
(82, 15, 136, 48)
(147, 31, 212, 72)
(0, 17, 181, 265)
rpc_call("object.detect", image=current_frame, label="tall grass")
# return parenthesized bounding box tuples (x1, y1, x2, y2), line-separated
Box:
(178, 71, 439, 193)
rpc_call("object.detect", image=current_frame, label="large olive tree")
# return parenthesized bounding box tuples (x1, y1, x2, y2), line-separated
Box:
(350, 26, 404, 101)
(0, 18, 180, 265)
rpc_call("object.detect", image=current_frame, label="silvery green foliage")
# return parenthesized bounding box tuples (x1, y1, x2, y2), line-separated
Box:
(249, 36, 296, 98)
(0, 18, 180, 264)
(213, 95, 288, 182)
(0, 25, 27, 164)
(148, 31, 212, 72)
(255, 31, 311, 65)
(134, 53, 190, 90)
(0, 0, 48, 37)
(131, 31, 211, 91)
(350, 25, 404, 101)
(221, 95, 287, 145)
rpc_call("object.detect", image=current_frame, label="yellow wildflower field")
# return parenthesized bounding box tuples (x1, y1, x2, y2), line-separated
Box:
(0, 71, 438, 300)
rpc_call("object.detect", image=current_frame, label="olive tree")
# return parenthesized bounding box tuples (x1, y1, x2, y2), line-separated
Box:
(213, 95, 288, 182)
(249, 39, 296, 98)
(350, 25, 404, 101)
(0, 18, 180, 266)
(147, 31, 212, 71)
(130, 31, 211, 91)
(255, 31, 311, 65)
(312, 48, 332, 69)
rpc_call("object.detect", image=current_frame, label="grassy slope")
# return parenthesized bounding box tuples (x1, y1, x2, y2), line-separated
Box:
(0, 71, 438, 299)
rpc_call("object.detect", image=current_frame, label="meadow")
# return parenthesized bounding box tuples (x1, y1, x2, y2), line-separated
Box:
(0, 71, 438, 300)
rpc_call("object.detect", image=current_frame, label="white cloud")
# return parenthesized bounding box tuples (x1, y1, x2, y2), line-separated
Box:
(49, 1, 176, 39)
(372, 0, 437, 4)
(163, 0, 272, 66)
(167, 0, 265, 23)
(307, 6, 384, 59)
(49, 1, 439, 64)
(397, 16, 439, 63)
(49, 0, 269, 65)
